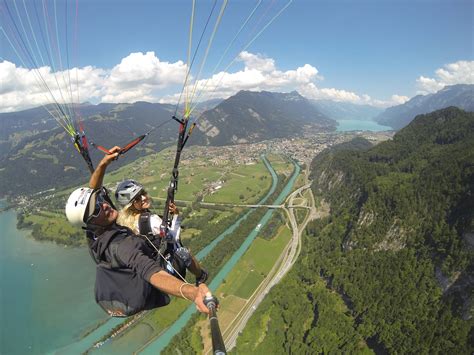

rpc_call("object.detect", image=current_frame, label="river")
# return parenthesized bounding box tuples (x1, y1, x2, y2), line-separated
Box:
(0, 201, 108, 355)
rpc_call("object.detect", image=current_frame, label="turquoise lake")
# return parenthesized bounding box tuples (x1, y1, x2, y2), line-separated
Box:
(0, 202, 108, 354)
(336, 119, 392, 132)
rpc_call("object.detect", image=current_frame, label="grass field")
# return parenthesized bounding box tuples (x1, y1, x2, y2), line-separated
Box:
(216, 294, 247, 331)
(32, 152, 59, 164)
(294, 173, 306, 190)
(106, 149, 271, 205)
(180, 227, 201, 241)
(292, 197, 305, 206)
(302, 188, 311, 200)
(219, 223, 291, 300)
(24, 211, 79, 244)
(204, 161, 271, 204)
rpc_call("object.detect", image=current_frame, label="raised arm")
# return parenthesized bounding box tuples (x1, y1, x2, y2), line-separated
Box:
(89, 146, 121, 189)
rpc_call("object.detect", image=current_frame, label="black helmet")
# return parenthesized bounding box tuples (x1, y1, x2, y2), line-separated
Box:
(115, 179, 144, 207)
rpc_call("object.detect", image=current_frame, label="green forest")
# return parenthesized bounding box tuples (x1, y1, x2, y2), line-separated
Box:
(234, 107, 473, 354)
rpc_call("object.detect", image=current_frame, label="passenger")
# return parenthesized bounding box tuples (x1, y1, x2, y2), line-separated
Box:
(115, 179, 208, 285)
(65, 147, 211, 317)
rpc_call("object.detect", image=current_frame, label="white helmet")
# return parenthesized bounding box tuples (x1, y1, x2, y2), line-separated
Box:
(65, 187, 95, 227)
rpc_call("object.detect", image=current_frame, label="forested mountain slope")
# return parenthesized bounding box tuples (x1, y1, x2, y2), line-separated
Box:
(0, 102, 177, 197)
(235, 107, 473, 354)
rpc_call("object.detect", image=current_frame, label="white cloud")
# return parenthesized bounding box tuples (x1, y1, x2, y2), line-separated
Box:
(297, 82, 408, 108)
(390, 94, 410, 105)
(0, 52, 187, 112)
(4, 51, 466, 114)
(416, 60, 474, 94)
(0, 61, 107, 112)
(159, 51, 322, 105)
(102, 51, 187, 102)
(239, 51, 276, 72)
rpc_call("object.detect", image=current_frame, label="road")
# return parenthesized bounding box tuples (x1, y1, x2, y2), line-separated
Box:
(221, 168, 319, 351)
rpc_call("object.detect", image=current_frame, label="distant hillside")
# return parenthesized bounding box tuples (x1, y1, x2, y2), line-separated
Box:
(375, 84, 474, 129)
(0, 102, 179, 197)
(235, 107, 473, 353)
(311, 99, 383, 121)
(192, 90, 336, 145)
(0, 103, 117, 160)
(0, 92, 335, 197)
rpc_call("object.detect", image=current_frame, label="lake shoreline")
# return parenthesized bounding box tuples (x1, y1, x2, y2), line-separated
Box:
(0, 206, 107, 354)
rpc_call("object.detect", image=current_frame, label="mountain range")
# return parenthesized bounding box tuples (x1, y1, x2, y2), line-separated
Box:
(375, 84, 474, 129)
(192, 90, 336, 145)
(311, 99, 384, 121)
(1, 84, 471, 197)
(0, 90, 336, 197)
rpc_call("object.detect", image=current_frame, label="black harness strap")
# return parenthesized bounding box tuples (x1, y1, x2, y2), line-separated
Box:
(138, 211, 154, 238)
(73, 132, 94, 174)
(160, 116, 196, 238)
(137, 211, 167, 261)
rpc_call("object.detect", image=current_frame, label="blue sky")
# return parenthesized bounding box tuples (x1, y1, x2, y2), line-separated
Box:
(1, 0, 473, 112)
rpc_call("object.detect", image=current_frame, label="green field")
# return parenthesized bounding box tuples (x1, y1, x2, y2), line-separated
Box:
(32, 152, 59, 164)
(292, 197, 305, 206)
(219, 224, 291, 299)
(106, 149, 271, 205)
(180, 227, 201, 241)
(204, 161, 271, 204)
(293, 173, 306, 190)
(24, 211, 81, 245)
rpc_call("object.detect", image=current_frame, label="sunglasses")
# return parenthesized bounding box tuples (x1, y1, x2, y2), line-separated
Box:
(84, 191, 107, 224)
(133, 191, 149, 203)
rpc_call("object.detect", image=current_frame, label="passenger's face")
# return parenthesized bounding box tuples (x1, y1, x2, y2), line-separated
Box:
(132, 193, 151, 210)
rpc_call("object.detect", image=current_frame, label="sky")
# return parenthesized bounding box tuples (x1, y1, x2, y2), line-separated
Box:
(0, 0, 473, 113)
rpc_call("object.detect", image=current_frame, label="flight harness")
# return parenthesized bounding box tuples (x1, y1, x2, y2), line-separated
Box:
(138, 211, 191, 279)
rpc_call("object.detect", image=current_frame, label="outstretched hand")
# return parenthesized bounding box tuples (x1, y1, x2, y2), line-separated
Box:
(194, 284, 211, 314)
